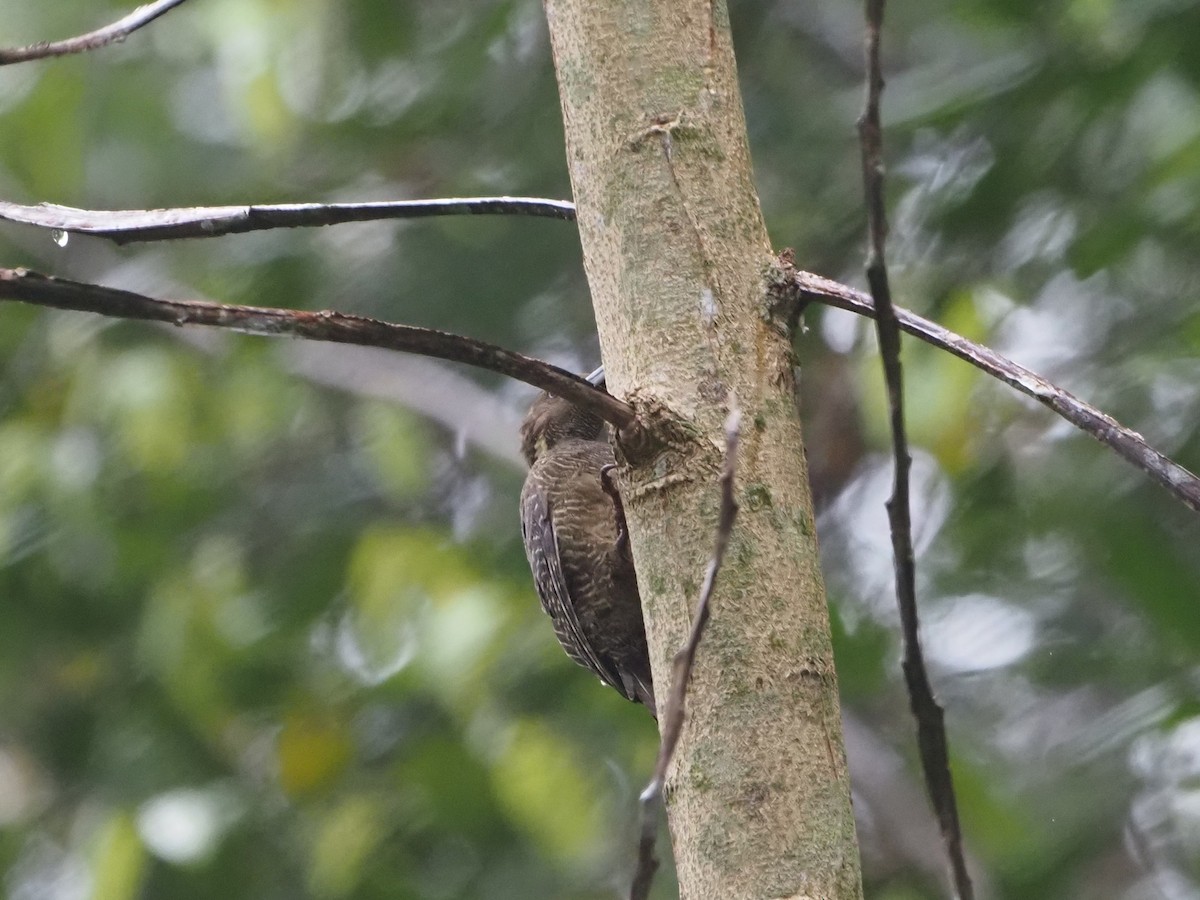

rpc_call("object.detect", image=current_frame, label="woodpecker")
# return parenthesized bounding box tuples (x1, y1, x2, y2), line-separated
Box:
(519, 375, 656, 717)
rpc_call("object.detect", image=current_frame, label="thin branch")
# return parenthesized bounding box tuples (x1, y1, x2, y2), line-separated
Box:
(0, 266, 637, 433)
(795, 270, 1200, 516)
(0, 0, 193, 65)
(2, 194, 1197, 511)
(857, 0, 974, 895)
(0, 198, 576, 245)
(3, 194, 1195, 515)
(629, 408, 741, 900)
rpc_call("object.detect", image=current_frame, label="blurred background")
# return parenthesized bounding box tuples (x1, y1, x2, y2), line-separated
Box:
(1, 1, 1199, 898)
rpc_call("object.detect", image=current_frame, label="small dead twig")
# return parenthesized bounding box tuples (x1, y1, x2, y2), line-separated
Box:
(857, 0, 974, 896)
(629, 408, 741, 900)
(0, 0, 194, 65)
(0, 266, 637, 434)
(793, 271, 1200, 516)
(0, 197, 576, 245)
(2, 191, 1196, 516)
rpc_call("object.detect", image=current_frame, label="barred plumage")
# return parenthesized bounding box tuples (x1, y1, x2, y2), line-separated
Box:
(519, 390, 656, 717)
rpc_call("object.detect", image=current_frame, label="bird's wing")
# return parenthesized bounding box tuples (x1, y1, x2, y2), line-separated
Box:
(520, 487, 627, 695)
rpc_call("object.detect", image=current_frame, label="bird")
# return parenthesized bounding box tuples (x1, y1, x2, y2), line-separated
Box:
(519, 373, 656, 717)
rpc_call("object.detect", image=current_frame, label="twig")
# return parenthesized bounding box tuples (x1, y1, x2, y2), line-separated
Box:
(794, 270, 1200, 516)
(0, 197, 576, 245)
(629, 408, 741, 900)
(857, 0, 974, 896)
(3, 193, 1196, 516)
(0, 0, 193, 65)
(0, 266, 637, 433)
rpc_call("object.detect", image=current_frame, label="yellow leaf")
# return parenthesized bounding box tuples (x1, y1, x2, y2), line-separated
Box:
(278, 712, 353, 795)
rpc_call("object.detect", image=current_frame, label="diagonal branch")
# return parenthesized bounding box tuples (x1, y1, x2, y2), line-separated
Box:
(857, 0, 974, 896)
(3, 190, 1196, 514)
(0, 198, 576, 245)
(629, 408, 741, 900)
(795, 271, 1200, 516)
(0, 266, 637, 434)
(0, 0, 194, 65)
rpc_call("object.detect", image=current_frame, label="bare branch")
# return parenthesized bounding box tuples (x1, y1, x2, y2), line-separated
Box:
(857, 0, 974, 893)
(9, 195, 1192, 514)
(0, 0, 193, 65)
(0, 198, 576, 245)
(795, 270, 1200, 516)
(630, 408, 741, 900)
(3, 192, 1194, 514)
(0, 266, 637, 434)
(3, 192, 1195, 509)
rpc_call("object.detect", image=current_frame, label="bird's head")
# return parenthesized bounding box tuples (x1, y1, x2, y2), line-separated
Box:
(519, 393, 606, 465)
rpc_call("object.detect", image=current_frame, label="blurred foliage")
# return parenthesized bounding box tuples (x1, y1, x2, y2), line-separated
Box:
(0, 1, 1198, 899)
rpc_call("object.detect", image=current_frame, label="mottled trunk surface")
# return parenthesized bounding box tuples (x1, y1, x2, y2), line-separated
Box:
(542, 1, 865, 898)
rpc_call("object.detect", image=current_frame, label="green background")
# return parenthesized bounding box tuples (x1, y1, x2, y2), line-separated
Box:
(1, 1, 1199, 898)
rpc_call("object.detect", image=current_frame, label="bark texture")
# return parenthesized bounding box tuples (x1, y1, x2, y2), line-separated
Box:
(542, 1, 864, 898)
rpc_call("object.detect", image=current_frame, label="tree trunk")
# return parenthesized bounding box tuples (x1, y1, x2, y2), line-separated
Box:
(543, 1, 865, 898)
